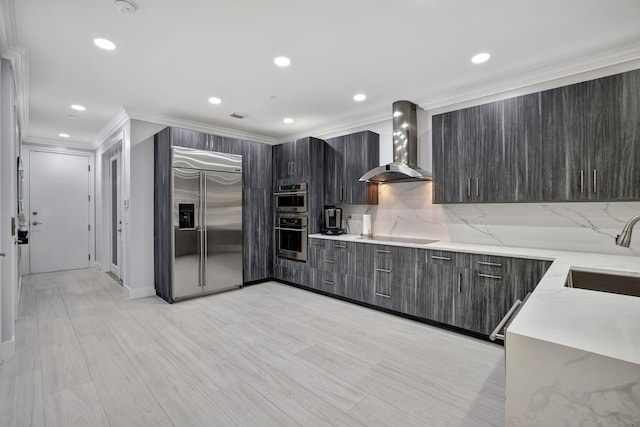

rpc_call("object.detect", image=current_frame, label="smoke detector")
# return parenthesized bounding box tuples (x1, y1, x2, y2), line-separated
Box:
(115, 0, 137, 14)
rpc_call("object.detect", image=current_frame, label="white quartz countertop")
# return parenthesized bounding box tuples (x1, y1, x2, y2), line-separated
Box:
(309, 233, 640, 365)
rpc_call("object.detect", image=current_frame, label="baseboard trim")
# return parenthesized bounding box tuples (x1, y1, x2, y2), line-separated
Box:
(243, 278, 274, 287)
(125, 285, 156, 300)
(0, 339, 16, 360)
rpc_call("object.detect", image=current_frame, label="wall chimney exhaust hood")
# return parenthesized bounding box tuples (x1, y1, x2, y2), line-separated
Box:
(360, 100, 432, 183)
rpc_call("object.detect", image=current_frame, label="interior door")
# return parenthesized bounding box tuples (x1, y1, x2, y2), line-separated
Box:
(204, 170, 243, 292)
(109, 151, 122, 279)
(0, 129, 3, 297)
(29, 150, 90, 273)
(172, 168, 202, 299)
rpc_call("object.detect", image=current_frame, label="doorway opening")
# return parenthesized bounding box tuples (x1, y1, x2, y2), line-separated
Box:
(109, 146, 122, 281)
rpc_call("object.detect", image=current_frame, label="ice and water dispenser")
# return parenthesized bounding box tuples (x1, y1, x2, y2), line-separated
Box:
(178, 204, 195, 230)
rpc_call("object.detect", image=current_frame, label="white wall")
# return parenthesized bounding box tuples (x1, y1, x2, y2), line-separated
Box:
(126, 120, 165, 298)
(316, 60, 640, 256)
(0, 57, 16, 358)
(94, 117, 165, 298)
(127, 136, 155, 296)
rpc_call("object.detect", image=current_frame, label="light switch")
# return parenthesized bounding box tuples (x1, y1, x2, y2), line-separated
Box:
(123, 199, 129, 208)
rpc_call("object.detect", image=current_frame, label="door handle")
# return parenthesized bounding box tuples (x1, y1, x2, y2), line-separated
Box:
(32, 221, 42, 225)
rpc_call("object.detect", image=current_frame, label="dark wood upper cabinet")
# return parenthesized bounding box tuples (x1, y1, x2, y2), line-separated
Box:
(433, 68, 640, 203)
(324, 131, 379, 205)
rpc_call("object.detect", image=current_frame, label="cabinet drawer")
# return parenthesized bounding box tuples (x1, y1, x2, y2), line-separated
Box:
(312, 269, 344, 295)
(373, 245, 394, 269)
(374, 287, 394, 309)
(471, 254, 516, 273)
(425, 250, 470, 268)
(328, 241, 356, 276)
(375, 267, 392, 297)
(308, 238, 326, 269)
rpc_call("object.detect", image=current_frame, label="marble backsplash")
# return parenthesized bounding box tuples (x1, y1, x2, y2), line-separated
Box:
(341, 182, 640, 256)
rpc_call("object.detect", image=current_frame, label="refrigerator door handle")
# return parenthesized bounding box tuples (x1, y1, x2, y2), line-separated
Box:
(200, 172, 205, 288)
(201, 172, 207, 288)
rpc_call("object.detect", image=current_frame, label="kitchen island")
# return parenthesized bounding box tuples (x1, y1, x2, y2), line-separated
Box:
(309, 233, 640, 425)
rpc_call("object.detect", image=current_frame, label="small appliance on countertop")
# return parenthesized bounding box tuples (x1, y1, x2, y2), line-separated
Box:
(322, 205, 344, 235)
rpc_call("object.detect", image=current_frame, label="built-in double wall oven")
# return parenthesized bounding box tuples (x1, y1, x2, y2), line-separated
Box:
(274, 183, 307, 213)
(274, 183, 307, 261)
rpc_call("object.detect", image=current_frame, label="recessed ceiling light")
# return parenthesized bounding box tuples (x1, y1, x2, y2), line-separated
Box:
(471, 52, 490, 64)
(94, 38, 116, 51)
(353, 93, 367, 102)
(283, 117, 294, 124)
(59, 133, 70, 138)
(208, 97, 222, 105)
(71, 104, 86, 111)
(274, 56, 291, 67)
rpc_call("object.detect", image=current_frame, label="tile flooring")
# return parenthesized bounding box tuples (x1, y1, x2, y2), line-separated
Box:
(0, 269, 505, 426)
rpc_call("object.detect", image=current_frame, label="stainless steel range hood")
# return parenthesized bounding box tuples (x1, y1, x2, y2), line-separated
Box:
(360, 100, 432, 183)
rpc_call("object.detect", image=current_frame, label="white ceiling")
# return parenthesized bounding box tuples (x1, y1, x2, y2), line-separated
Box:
(11, 0, 640, 147)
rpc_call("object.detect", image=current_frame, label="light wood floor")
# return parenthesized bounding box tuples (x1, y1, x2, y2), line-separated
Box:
(0, 268, 505, 427)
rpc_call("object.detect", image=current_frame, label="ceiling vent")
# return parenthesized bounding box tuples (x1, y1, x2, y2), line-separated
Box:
(230, 112, 248, 119)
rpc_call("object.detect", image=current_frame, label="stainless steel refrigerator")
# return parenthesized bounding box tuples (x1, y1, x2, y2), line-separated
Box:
(172, 147, 243, 301)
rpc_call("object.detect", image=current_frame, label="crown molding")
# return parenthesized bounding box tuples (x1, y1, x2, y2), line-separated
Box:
(92, 108, 130, 149)
(277, 110, 390, 144)
(23, 136, 96, 152)
(127, 111, 278, 145)
(3, 46, 28, 132)
(416, 40, 640, 113)
(0, 0, 17, 51)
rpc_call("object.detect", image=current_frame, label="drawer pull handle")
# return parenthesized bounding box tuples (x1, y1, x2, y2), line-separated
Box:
(335, 244, 347, 248)
(490, 299, 522, 341)
(376, 268, 392, 273)
(322, 280, 335, 286)
(313, 241, 325, 246)
(478, 261, 502, 267)
(375, 292, 391, 299)
(324, 260, 335, 264)
(478, 273, 502, 280)
(432, 255, 450, 261)
(376, 249, 391, 254)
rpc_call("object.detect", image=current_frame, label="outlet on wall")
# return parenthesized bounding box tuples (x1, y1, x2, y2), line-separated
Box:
(477, 215, 486, 227)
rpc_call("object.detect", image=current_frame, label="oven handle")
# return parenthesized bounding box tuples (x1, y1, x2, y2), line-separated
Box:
(274, 227, 307, 232)
(490, 298, 524, 342)
(274, 191, 307, 196)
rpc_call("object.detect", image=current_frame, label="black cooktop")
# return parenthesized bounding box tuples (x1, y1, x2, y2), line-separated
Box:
(358, 235, 439, 245)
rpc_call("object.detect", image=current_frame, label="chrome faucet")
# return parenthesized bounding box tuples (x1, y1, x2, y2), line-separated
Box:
(615, 214, 640, 247)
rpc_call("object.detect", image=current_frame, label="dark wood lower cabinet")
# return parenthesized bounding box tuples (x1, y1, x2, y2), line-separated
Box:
(344, 275, 373, 304)
(417, 262, 456, 325)
(301, 238, 552, 338)
(275, 258, 309, 287)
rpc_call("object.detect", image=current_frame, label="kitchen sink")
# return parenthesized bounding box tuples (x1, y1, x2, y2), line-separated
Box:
(565, 269, 640, 298)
